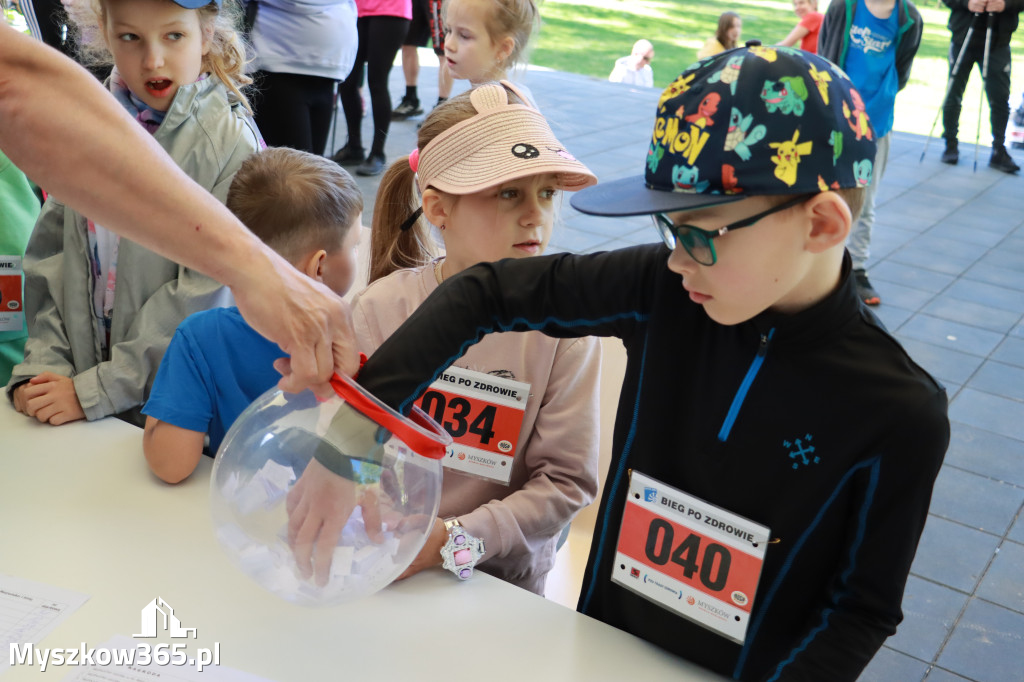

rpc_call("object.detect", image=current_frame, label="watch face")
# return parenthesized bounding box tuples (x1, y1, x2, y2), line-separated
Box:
(451, 533, 472, 564)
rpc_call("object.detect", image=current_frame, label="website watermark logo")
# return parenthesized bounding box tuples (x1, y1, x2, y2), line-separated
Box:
(9, 598, 220, 672)
(134, 596, 197, 638)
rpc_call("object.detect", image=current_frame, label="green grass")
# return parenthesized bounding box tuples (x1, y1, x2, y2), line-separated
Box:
(531, 0, 1024, 143)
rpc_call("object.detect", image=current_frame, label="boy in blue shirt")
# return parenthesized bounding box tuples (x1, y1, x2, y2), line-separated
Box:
(819, 0, 922, 306)
(142, 148, 363, 484)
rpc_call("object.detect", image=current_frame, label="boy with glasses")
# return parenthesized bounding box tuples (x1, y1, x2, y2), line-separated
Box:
(292, 47, 949, 681)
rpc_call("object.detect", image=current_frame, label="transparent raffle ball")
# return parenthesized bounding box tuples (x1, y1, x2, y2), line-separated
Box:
(210, 374, 450, 606)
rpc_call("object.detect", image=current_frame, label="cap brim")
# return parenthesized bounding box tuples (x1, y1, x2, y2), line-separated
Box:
(570, 174, 744, 217)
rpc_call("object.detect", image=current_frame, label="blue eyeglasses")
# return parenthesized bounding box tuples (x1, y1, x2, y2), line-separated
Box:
(652, 194, 813, 266)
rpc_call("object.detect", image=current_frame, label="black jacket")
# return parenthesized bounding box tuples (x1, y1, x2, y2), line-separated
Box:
(358, 244, 949, 681)
(942, 0, 1024, 46)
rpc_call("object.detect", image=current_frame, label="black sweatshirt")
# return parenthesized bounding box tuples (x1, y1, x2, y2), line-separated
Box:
(357, 244, 949, 681)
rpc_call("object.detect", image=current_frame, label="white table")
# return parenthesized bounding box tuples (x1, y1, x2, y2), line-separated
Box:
(0, 402, 726, 681)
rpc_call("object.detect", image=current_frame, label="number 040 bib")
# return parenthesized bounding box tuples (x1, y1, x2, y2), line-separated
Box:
(415, 366, 530, 484)
(612, 471, 770, 644)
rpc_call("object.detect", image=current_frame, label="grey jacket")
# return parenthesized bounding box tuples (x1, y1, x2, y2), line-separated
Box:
(818, 0, 923, 92)
(8, 77, 261, 425)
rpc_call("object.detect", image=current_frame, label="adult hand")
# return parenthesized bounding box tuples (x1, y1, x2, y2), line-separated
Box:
(985, 0, 1005, 12)
(286, 458, 382, 586)
(395, 517, 447, 581)
(16, 372, 86, 425)
(229, 254, 359, 397)
(0, 30, 360, 395)
(968, 0, 987, 13)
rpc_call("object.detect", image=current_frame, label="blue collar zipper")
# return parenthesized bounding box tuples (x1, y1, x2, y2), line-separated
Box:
(718, 328, 775, 442)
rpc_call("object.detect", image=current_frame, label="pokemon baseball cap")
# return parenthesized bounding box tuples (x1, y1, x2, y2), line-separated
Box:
(571, 44, 878, 217)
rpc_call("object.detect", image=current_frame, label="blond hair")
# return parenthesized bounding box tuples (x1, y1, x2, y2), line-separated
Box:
(72, 0, 253, 113)
(227, 148, 363, 264)
(444, 0, 539, 71)
(834, 187, 866, 223)
(369, 85, 529, 284)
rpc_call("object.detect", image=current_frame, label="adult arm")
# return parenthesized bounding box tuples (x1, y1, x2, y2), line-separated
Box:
(768, 391, 949, 680)
(0, 27, 359, 389)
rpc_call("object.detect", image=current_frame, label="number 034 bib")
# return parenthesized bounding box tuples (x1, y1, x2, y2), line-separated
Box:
(415, 366, 530, 484)
(612, 471, 770, 644)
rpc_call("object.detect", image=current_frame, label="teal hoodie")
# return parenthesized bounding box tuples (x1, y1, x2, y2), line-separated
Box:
(0, 149, 40, 385)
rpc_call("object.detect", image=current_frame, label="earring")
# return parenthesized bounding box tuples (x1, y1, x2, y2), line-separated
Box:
(440, 224, 446, 231)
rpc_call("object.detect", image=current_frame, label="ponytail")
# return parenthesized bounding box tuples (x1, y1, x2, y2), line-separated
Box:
(369, 157, 439, 283)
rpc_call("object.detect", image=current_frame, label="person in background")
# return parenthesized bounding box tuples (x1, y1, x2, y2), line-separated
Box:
(143, 148, 363, 484)
(392, 0, 452, 118)
(778, 0, 823, 53)
(819, 0, 923, 305)
(7, 0, 262, 426)
(697, 11, 741, 59)
(330, 0, 411, 177)
(939, 0, 1023, 173)
(608, 38, 655, 88)
(246, 0, 358, 155)
(441, 0, 539, 102)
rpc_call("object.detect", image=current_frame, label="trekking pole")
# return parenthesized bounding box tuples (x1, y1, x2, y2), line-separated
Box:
(974, 12, 995, 172)
(920, 12, 981, 162)
(328, 80, 339, 157)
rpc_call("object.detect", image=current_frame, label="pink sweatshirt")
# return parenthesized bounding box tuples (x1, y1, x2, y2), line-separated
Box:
(353, 262, 601, 594)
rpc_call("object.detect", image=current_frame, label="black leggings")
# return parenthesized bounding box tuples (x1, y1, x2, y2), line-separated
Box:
(942, 38, 1012, 147)
(252, 71, 337, 155)
(339, 15, 410, 158)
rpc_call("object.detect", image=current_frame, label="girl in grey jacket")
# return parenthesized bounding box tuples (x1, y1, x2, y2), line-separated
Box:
(7, 0, 262, 426)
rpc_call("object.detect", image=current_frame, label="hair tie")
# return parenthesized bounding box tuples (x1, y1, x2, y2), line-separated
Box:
(399, 206, 423, 232)
(408, 148, 420, 173)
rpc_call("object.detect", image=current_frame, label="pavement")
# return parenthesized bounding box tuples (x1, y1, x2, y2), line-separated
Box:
(329, 54, 1024, 682)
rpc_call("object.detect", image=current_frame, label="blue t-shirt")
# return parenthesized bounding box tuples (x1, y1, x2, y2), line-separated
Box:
(143, 307, 286, 454)
(843, 0, 899, 138)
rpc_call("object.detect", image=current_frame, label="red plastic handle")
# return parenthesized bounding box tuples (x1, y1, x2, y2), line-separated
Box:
(329, 373, 449, 460)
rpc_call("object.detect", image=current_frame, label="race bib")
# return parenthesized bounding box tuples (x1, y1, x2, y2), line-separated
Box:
(0, 255, 24, 333)
(612, 470, 770, 644)
(415, 366, 529, 484)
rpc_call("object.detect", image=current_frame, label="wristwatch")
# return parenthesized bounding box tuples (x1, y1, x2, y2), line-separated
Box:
(439, 518, 485, 580)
